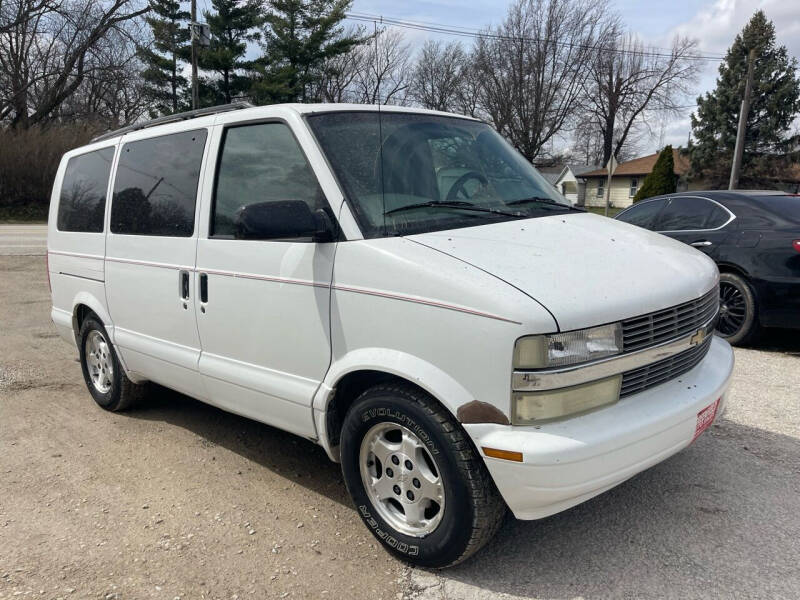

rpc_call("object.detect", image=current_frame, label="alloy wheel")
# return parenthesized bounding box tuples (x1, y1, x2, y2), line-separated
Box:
(359, 422, 445, 537)
(85, 330, 114, 394)
(717, 281, 747, 337)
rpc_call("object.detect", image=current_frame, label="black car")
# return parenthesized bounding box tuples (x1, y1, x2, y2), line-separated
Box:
(615, 191, 800, 345)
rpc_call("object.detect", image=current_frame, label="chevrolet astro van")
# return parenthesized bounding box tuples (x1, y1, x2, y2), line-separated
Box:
(48, 103, 734, 567)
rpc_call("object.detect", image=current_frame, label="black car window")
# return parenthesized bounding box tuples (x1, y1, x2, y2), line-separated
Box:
(616, 199, 666, 230)
(57, 147, 115, 233)
(212, 122, 325, 238)
(111, 129, 207, 237)
(657, 197, 716, 231)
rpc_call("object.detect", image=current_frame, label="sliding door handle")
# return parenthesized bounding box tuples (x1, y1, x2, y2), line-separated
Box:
(690, 240, 712, 247)
(179, 270, 190, 300)
(199, 273, 208, 304)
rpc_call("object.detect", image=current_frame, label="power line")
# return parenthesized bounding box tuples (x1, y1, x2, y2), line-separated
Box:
(345, 12, 726, 63)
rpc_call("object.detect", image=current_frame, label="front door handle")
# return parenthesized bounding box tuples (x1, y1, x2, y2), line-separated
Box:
(690, 240, 712, 247)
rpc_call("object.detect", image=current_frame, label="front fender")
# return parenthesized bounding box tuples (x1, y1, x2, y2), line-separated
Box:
(314, 347, 476, 417)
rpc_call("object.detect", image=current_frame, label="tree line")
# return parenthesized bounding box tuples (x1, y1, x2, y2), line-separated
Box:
(0, 0, 798, 218)
(1, 0, 707, 165)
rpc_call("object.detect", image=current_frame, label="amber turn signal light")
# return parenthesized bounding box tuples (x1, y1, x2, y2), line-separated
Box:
(482, 447, 523, 462)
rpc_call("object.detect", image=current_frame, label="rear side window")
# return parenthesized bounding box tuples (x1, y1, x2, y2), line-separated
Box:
(111, 129, 207, 236)
(57, 147, 115, 232)
(616, 199, 665, 230)
(211, 122, 325, 238)
(657, 197, 715, 231)
(706, 203, 731, 228)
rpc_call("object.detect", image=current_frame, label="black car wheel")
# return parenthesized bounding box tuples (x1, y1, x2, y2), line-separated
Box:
(716, 272, 761, 345)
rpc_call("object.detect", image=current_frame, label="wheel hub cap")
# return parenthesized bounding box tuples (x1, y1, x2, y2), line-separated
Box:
(359, 422, 445, 537)
(85, 330, 114, 394)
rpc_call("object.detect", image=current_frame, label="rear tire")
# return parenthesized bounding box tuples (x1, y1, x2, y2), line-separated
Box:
(716, 272, 761, 346)
(78, 316, 147, 411)
(340, 383, 506, 568)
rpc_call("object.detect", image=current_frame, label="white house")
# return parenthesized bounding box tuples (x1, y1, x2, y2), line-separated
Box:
(553, 164, 600, 205)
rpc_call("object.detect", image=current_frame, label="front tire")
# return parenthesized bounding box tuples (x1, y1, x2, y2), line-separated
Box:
(340, 383, 506, 568)
(78, 316, 147, 411)
(716, 272, 761, 345)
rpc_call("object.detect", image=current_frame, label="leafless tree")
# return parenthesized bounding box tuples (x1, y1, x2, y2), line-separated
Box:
(0, 0, 51, 34)
(454, 56, 482, 118)
(571, 114, 640, 165)
(409, 39, 465, 112)
(473, 0, 615, 162)
(57, 24, 149, 127)
(352, 27, 411, 105)
(582, 31, 699, 165)
(312, 27, 369, 103)
(0, 0, 149, 128)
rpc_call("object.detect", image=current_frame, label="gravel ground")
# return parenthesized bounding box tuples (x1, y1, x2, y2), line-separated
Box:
(1, 254, 799, 600)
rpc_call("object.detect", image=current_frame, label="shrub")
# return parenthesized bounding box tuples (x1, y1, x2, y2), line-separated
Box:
(634, 146, 677, 202)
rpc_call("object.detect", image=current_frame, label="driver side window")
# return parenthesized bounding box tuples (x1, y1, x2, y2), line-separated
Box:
(211, 122, 325, 238)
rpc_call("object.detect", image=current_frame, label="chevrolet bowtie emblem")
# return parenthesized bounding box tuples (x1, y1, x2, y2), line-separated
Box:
(690, 328, 707, 346)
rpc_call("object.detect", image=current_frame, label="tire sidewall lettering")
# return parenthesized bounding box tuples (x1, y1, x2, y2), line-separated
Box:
(358, 504, 419, 556)
(360, 407, 439, 456)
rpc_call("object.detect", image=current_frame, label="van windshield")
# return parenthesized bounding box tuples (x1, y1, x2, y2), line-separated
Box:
(306, 111, 575, 238)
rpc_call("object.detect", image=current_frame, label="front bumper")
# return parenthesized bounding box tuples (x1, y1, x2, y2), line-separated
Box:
(465, 335, 734, 520)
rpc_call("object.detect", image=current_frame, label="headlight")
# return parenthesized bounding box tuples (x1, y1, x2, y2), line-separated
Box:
(512, 375, 622, 424)
(513, 323, 622, 369)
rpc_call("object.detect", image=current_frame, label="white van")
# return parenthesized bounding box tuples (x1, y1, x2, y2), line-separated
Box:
(48, 103, 734, 567)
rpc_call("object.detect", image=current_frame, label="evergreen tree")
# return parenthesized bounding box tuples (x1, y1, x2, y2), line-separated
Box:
(634, 146, 677, 202)
(253, 0, 364, 104)
(690, 11, 800, 186)
(199, 0, 263, 105)
(140, 0, 191, 115)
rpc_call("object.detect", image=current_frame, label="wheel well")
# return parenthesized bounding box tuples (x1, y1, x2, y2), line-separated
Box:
(74, 304, 94, 332)
(717, 263, 749, 279)
(325, 370, 430, 450)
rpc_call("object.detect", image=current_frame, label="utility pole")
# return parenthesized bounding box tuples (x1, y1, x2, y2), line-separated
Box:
(190, 0, 199, 110)
(729, 48, 756, 190)
(604, 152, 618, 217)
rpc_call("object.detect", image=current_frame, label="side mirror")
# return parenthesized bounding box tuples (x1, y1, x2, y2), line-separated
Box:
(234, 200, 335, 242)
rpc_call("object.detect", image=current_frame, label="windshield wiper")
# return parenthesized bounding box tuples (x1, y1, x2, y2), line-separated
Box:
(506, 196, 585, 211)
(384, 200, 523, 218)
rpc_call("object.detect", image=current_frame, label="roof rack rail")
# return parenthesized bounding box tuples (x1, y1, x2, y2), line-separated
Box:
(91, 101, 254, 143)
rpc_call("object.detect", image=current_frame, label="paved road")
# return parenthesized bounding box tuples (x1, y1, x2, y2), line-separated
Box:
(1, 255, 799, 600)
(0, 224, 47, 255)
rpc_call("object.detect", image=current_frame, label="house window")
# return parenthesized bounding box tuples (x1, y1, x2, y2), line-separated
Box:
(629, 177, 639, 197)
(597, 181, 605, 198)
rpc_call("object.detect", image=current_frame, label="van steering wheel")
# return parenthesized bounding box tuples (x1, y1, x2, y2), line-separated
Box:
(446, 171, 488, 201)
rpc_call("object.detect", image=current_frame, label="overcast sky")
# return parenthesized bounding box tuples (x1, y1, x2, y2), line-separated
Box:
(347, 0, 800, 158)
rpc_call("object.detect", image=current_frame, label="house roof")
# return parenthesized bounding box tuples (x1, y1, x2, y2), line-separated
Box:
(551, 164, 601, 185)
(536, 165, 564, 186)
(566, 163, 601, 177)
(582, 149, 690, 178)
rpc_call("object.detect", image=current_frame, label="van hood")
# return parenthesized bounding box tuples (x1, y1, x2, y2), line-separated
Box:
(409, 212, 718, 331)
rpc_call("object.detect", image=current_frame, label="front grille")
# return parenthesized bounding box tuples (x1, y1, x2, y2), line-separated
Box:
(621, 287, 719, 353)
(620, 335, 713, 398)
